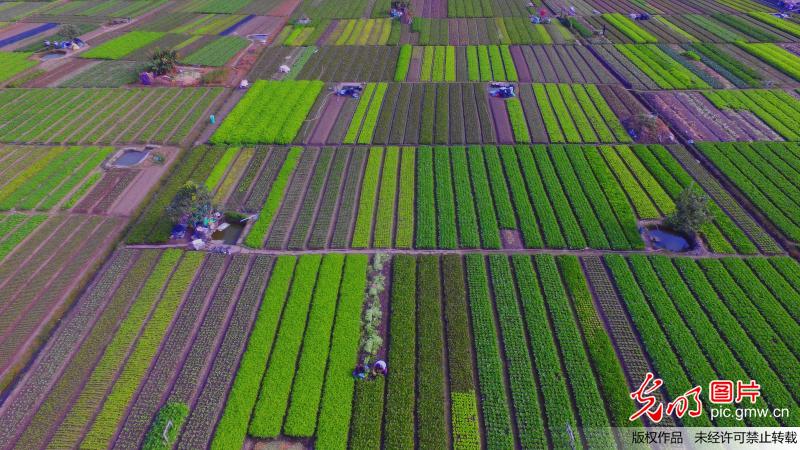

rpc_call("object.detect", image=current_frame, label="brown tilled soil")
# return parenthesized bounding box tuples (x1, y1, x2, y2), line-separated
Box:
(501, 229, 523, 249)
(308, 93, 344, 144)
(488, 96, 514, 144)
(510, 46, 531, 82)
(24, 58, 98, 88)
(231, 15, 285, 37)
(267, 0, 301, 17)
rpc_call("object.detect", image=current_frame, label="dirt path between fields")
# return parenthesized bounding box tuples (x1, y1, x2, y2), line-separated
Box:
(308, 93, 344, 144)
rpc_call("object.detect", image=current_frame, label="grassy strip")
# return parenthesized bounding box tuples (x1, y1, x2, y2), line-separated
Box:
(204, 146, 240, 192)
(351, 147, 383, 248)
(434, 146, 457, 248)
(395, 147, 415, 248)
(316, 254, 368, 449)
(383, 255, 416, 449)
(349, 377, 385, 450)
(357, 83, 388, 144)
(415, 146, 436, 248)
(416, 255, 447, 449)
(344, 84, 377, 144)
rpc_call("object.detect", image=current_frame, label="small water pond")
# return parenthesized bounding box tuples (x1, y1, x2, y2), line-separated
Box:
(115, 149, 149, 167)
(648, 228, 692, 252)
(248, 34, 269, 42)
(41, 51, 66, 61)
(211, 222, 244, 245)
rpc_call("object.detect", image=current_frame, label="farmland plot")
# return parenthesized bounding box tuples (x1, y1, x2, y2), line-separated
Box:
(302, 82, 632, 145)
(0, 251, 654, 447)
(411, 18, 564, 45)
(0, 51, 36, 83)
(0, 88, 224, 145)
(293, 46, 400, 81)
(196, 144, 762, 252)
(211, 80, 323, 144)
(603, 254, 800, 427)
(642, 90, 791, 142)
(0, 143, 177, 395)
(696, 142, 800, 244)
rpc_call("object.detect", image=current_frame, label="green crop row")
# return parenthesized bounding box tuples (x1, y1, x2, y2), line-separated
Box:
(82, 31, 165, 60)
(357, 83, 388, 144)
(510, 254, 579, 444)
(712, 14, 778, 42)
(212, 80, 323, 144)
(204, 146, 240, 192)
(442, 256, 481, 448)
(499, 145, 541, 247)
(466, 146, 501, 248)
(558, 256, 637, 426)
(0, 215, 47, 261)
(395, 147, 415, 248)
(348, 377, 385, 450)
(617, 44, 710, 89)
(344, 84, 377, 144)
(415, 146, 436, 248)
(182, 36, 248, 67)
(211, 256, 296, 450)
(0, 52, 36, 83)
(373, 146, 399, 248)
(464, 254, 514, 448)
(536, 255, 616, 444)
(626, 255, 735, 426)
(697, 141, 800, 241)
(394, 44, 412, 81)
(450, 147, 480, 248)
(735, 42, 800, 82)
(604, 13, 657, 43)
(649, 256, 774, 426)
(351, 147, 383, 248)
(284, 254, 345, 436)
(316, 254, 368, 449)
(748, 258, 800, 322)
(434, 147, 457, 248)
(749, 12, 800, 38)
(383, 255, 416, 450)
(249, 255, 322, 438)
(721, 258, 800, 361)
(244, 147, 302, 248)
(505, 98, 530, 142)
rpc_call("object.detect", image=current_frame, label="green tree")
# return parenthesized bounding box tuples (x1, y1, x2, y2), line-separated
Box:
(664, 187, 713, 236)
(147, 48, 178, 76)
(166, 181, 214, 226)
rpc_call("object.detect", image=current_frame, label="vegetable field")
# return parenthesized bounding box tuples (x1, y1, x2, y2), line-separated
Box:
(4, 0, 800, 447)
(0, 88, 223, 145)
(299, 82, 633, 145)
(6, 249, 800, 449)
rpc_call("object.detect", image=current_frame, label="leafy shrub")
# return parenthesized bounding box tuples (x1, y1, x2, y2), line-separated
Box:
(142, 403, 189, 450)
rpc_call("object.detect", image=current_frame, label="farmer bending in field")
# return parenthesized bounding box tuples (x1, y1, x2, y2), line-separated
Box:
(372, 360, 387, 378)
